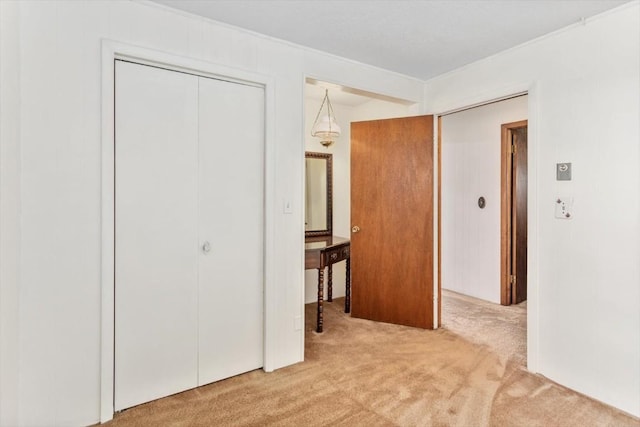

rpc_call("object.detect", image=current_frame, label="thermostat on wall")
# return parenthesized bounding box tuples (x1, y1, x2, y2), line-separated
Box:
(557, 162, 572, 181)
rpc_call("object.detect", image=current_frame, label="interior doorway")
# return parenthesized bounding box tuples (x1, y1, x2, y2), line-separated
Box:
(439, 95, 528, 304)
(302, 79, 417, 307)
(501, 121, 528, 305)
(438, 94, 529, 361)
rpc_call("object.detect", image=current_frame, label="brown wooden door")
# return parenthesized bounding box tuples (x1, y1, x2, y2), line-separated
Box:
(350, 115, 434, 329)
(512, 126, 527, 304)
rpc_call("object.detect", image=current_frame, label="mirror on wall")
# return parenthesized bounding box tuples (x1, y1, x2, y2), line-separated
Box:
(305, 152, 332, 237)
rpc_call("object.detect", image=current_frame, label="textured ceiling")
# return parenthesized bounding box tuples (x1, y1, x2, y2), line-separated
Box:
(151, 0, 628, 81)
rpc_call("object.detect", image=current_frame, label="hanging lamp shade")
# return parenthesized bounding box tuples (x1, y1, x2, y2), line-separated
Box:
(311, 89, 341, 147)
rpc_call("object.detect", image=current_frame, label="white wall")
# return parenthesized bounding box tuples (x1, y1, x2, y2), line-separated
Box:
(351, 98, 421, 122)
(441, 96, 528, 303)
(303, 95, 415, 304)
(0, 1, 424, 425)
(0, 1, 21, 426)
(425, 2, 640, 417)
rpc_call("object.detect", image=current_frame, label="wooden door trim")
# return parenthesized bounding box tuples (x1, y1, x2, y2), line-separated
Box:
(500, 120, 527, 305)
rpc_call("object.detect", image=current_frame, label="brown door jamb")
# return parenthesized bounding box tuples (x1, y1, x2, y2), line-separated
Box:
(501, 120, 528, 305)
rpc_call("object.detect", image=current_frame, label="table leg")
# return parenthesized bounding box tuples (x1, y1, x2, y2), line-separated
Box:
(345, 257, 351, 313)
(327, 264, 333, 302)
(317, 268, 324, 333)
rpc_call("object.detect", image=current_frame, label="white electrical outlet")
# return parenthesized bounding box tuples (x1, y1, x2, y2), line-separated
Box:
(555, 197, 573, 219)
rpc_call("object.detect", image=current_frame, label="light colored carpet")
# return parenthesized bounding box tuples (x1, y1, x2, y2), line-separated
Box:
(441, 290, 527, 366)
(103, 291, 638, 426)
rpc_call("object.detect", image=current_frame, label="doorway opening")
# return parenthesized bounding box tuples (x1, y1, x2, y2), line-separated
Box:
(501, 120, 528, 305)
(302, 78, 418, 330)
(302, 80, 533, 367)
(438, 94, 528, 364)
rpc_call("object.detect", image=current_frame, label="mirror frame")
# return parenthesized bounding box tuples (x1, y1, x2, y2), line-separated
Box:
(305, 151, 333, 237)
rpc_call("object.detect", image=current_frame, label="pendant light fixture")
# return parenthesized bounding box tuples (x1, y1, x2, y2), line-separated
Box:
(311, 89, 341, 148)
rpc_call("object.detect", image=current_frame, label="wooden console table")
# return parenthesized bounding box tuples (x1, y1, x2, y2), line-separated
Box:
(305, 235, 351, 333)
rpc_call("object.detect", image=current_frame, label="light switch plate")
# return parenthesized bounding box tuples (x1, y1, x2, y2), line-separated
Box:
(555, 197, 573, 219)
(557, 162, 572, 180)
(283, 199, 293, 214)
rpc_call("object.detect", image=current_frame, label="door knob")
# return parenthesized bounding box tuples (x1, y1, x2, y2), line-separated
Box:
(351, 226, 361, 233)
(202, 241, 211, 254)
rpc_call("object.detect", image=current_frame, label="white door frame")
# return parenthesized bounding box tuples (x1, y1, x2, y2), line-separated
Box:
(100, 39, 276, 423)
(434, 82, 540, 374)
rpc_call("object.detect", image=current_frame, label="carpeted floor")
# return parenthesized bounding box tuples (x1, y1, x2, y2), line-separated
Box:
(441, 290, 527, 366)
(104, 291, 639, 426)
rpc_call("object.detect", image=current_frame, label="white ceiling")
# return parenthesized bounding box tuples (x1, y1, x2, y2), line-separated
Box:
(151, 0, 628, 81)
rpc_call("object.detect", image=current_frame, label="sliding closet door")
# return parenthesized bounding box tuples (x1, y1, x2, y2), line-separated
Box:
(114, 61, 199, 410)
(197, 78, 264, 384)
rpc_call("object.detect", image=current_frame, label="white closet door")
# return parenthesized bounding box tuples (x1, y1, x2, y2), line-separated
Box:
(114, 61, 199, 410)
(197, 78, 264, 385)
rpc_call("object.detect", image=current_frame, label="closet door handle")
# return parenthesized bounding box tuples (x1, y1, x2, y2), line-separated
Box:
(202, 241, 211, 254)
(352, 226, 361, 233)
